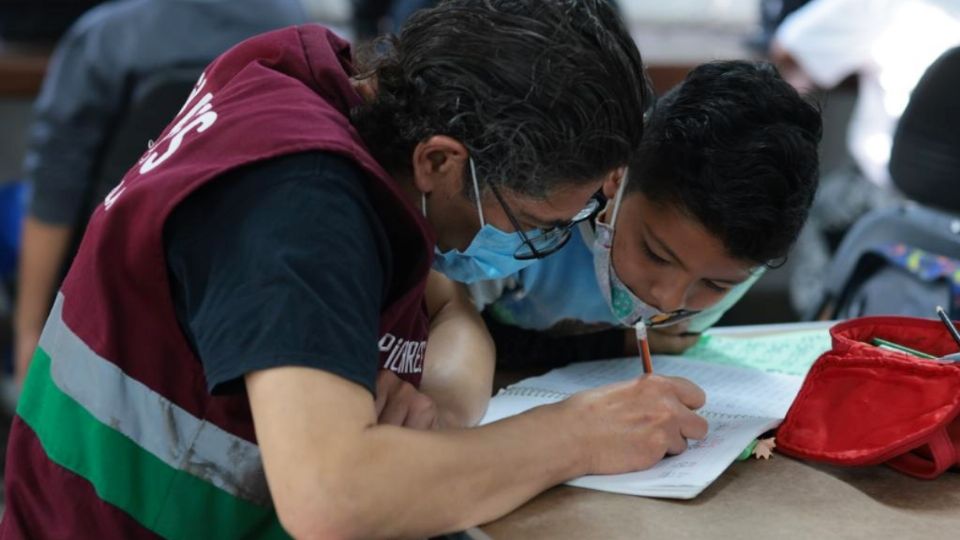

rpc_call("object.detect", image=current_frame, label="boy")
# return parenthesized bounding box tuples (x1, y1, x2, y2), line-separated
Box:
(478, 61, 822, 367)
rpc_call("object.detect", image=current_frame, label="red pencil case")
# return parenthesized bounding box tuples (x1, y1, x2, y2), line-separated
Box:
(777, 316, 960, 479)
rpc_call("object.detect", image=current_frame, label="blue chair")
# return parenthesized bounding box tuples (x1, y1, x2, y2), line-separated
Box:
(0, 180, 26, 376)
(0, 181, 27, 282)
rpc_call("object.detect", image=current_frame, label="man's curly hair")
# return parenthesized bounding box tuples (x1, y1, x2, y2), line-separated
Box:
(351, 0, 650, 199)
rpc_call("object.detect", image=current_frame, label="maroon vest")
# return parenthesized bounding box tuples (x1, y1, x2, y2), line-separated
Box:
(77, 24, 433, 430)
(2, 25, 433, 538)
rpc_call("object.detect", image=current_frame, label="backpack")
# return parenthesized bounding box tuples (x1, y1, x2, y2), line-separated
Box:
(816, 203, 960, 321)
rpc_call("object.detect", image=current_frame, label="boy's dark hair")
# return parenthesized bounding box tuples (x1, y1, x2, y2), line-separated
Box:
(627, 60, 822, 265)
(351, 0, 650, 199)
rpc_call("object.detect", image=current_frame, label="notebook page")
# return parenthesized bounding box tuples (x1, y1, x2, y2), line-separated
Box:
(480, 356, 805, 498)
(493, 356, 803, 420)
(568, 410, 780, 498)
(651, 357, 803, 419)
(683, 330, 831, 376)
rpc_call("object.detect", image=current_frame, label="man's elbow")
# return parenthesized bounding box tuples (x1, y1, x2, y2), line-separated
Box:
(272, 476, 370, 540)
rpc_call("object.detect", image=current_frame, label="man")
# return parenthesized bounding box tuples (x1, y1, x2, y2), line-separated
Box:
(475, 61, 822, 368)
(13, 0, 309, 387)
(3, 2, 709, 538)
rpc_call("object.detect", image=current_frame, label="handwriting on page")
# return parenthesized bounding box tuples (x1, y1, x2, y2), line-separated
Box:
(683, 330, 832, 376)
(502, 356, 804, 420)
(483, 351, 811, 498)
(652, 358, 804, 419)
(568, 411, 781, 497)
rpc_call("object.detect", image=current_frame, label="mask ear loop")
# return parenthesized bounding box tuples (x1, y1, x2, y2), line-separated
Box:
(607, 169, 635, 313)
(609, 167, 629, 228)
(468, 157, 486, 227)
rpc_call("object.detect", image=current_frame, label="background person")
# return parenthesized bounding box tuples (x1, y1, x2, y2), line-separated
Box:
(12, 0, 309, 386)
(769, 0, 960, 316)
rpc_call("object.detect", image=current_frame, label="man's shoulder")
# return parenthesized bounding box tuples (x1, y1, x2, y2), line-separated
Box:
(244, 150, 366, 182)
(185, 151, 376, 226)
(66, 0, 155, 40)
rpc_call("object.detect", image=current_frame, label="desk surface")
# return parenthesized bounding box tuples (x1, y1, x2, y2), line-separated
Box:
(477, 323, 960, 540)
(479, 456, 960, 540)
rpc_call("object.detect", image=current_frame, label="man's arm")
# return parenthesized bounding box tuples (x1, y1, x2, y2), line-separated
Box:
(26, 14, 125, 226)
(13, 217, 72, 384)
(371, 271, 494, 430)
(247, 364, 708, 539)
(15, 15, 126, 382)
(769, 40, 819, 94)
(771, 0, 878, 92)
(419, 270, 495, 428)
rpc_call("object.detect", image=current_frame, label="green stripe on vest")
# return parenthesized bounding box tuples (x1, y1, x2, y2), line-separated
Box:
(39, 292, 269, 505)
(19, 348, 290, 540)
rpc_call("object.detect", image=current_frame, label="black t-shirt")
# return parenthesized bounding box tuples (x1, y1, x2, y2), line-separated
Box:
(164, 151, 392, 395)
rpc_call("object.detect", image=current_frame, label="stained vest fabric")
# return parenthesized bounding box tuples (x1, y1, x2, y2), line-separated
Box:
(1, 25, 434, 539)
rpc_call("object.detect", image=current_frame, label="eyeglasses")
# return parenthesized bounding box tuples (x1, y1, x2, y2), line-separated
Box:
(484, 179, 606, 260)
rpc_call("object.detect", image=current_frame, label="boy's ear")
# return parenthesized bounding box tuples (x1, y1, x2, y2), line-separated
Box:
(602, 167, 627, 199)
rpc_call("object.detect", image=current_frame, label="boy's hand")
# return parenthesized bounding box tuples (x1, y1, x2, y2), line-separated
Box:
(648, 323, 700, 354)
(558, 375, 708, 475)
(622, 323, 700, 356)
(374, 369, 441, 430)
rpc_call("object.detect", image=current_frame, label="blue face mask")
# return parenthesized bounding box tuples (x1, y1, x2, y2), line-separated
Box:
(428, 159, 539, 283)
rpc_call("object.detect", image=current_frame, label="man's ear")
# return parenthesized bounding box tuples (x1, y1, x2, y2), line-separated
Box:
(351, 76, 378, 103)
(602, 167, 627, 199)
(411, 136, 469, 197)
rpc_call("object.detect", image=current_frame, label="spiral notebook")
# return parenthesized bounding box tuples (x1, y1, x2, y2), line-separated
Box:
(480, 355, 806, 499)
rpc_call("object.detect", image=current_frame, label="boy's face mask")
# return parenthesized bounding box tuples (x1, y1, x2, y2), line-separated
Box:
(591, 175, 698, 327)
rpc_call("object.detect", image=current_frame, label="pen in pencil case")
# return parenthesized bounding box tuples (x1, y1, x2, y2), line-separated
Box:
(870, 337, 937, 359)
(870, 337, 960, 362)
(936, 305, 960, 349)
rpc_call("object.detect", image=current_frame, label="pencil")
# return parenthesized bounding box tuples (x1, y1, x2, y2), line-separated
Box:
(936, 306, 960, 349)
(635, 320, 653, 374)
(870, 337, 937, 359)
